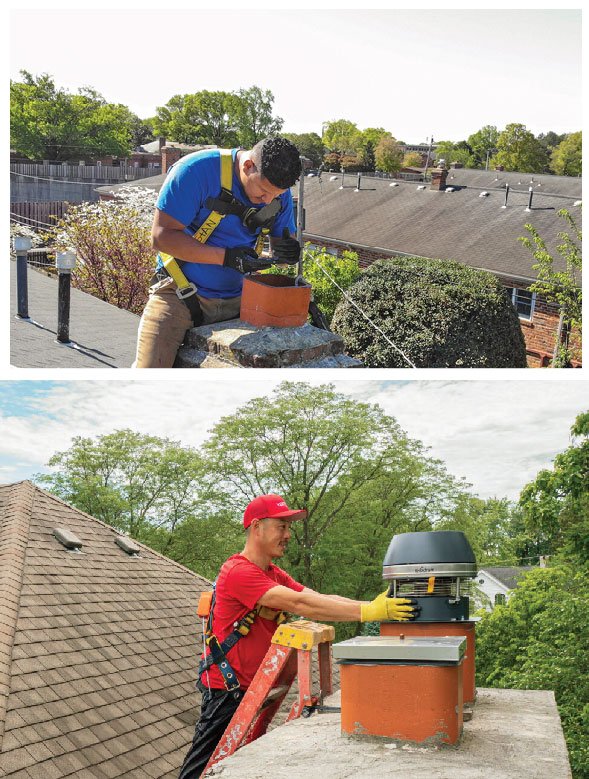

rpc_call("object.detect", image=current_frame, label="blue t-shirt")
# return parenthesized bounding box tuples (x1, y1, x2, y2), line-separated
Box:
(155, 148, 295, 299)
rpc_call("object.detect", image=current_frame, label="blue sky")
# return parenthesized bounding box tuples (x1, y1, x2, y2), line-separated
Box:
(9, 8, 581, 141)
(0, 378, 586, 500)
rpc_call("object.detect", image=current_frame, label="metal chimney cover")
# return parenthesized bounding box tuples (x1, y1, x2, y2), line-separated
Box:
(383, 531, 477, 580)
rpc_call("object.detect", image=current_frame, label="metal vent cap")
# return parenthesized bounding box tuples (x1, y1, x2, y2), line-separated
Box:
(382, 530, 477, 580)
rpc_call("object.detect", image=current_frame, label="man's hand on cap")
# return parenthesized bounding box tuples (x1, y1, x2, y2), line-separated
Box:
(224, 246, 273, 274)
(272, 228, 300, 265)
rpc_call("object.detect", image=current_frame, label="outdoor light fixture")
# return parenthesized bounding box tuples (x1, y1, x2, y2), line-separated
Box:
(56, 250, 77, 272)
(13, 236, 32, 253)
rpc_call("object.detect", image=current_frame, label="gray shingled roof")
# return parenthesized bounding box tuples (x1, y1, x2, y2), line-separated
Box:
(480, 566, 535, 589)
(301, 173, 581, 281)
(0, 481, 210, 779)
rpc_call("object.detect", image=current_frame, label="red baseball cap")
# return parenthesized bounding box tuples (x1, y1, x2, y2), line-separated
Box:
(243, 494, 307, 529)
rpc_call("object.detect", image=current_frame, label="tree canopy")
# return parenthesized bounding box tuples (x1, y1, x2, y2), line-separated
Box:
(10, 71, 140, 161)
(492, 123, 548, 173)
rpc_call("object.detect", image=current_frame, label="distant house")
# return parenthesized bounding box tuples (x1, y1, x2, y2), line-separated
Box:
(476, 566, 534, 609)
(0, 481, 210, 779)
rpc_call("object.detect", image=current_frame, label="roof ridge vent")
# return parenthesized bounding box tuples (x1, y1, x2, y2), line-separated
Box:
(115, 535, 141, 556)
(53, 527, 83, 551)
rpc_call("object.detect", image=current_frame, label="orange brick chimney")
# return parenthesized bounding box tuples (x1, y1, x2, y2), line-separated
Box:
(430, 165, 449, 191)
(161, 146, 183, 173)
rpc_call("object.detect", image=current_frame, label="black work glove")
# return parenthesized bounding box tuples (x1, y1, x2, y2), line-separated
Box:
(272, 227, 301, 265)
(224, 246, 272, 274)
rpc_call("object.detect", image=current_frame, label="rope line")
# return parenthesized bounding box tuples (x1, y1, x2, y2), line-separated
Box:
(304, 249, 418, 369)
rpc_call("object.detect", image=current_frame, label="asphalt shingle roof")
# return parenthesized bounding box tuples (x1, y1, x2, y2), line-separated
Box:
(301, 173, 581, 281)
(0, 482, 211, 779)
(480, 566, 535, 589)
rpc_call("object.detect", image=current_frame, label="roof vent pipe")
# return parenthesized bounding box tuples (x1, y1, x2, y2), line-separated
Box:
(525, 186, 534, 212)
(501, 183, 510, 209)
(53, 527, 83, 551)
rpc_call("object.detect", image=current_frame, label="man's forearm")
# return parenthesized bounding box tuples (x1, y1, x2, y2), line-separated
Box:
(152, 228, 225, 266)
(291, 590, 362, 622)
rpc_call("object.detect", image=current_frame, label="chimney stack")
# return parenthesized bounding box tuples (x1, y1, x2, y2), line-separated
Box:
(161, 146, 183, 173)
(430, 166, 449, 191)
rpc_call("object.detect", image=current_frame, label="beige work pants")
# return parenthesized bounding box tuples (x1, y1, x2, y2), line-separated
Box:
(134, 277, 241, 368)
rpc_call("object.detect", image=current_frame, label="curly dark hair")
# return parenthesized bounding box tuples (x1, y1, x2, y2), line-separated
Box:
(252, 137, 301, 189)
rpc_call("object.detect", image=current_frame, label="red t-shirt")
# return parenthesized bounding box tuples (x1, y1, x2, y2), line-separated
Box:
(200, 554, 304, 689)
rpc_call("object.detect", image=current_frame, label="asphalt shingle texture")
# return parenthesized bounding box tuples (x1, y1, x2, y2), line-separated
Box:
(0, 482, 211, 778)
(10, 264, 139, 369)
(301, 172, 581, 281)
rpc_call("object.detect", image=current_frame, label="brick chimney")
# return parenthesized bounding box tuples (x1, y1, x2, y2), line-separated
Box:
(158, 136, 166, 151)
(161, 146, 183, 173)
(430, 166, 449, 191)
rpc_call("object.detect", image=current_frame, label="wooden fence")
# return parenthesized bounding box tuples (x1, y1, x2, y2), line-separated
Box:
(10, 201, 70, 230)
(10, 163, 160, 181)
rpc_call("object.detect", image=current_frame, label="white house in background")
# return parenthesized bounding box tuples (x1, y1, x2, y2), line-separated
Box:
(475, 566, 534, 610)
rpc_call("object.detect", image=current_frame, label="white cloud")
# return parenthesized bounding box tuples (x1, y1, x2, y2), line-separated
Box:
(0, 379, 587, 501)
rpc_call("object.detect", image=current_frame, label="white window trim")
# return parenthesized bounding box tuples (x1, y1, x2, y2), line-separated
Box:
(511, 287, 536, 321)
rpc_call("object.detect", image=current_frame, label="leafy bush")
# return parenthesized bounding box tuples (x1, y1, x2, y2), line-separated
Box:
(476, 566, 589, 778)
(264, 246, 361, 324)
(331, 257, 527, 367)
(47, 187, 157, 314)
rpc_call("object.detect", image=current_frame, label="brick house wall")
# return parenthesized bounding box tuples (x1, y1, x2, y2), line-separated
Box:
(302, 234, 581, 368)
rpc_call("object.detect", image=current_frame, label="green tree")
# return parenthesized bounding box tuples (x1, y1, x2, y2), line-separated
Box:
(492, 123, 548, 173)
(402, 152, 423, 167)
(322, 119, 362, 155)
(550, 132, 582, 177)
(467, 125, 499, 167)
(519, 411, 589, 565)
(34, 429, 239, 578)
(231, 86, 283, 147)
(358, 128, 391, 171)
(282, 132, 324, 167)
(202, 382, 467, 595)
(153, 90, 239, 146)
(10, 71, 135, 160)
(434, 140, 476, 169)
(374, 136, 404, 173)
(437, 495, 519, 567)
(476, 565, 589, 778)
(519, 208, 582, 366)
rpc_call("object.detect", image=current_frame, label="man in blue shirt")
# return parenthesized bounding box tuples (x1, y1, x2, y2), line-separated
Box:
(134, 137, 302, 368)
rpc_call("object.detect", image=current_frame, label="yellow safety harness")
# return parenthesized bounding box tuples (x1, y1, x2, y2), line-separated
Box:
(158, 149, 277, 311)
(197, 586, 287, 692)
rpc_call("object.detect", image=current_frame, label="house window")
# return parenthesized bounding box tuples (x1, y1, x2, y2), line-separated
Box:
(494, 593, 506, 606)
(511, 288, 536, 320)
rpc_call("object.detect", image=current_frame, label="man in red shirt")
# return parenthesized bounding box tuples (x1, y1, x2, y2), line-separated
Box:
(178, 494, 416, 779)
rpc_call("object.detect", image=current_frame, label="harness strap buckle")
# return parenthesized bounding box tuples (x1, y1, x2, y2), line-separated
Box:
(175, 282, 198, 300)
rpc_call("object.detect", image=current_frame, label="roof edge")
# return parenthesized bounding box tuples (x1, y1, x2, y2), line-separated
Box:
(0, 481, 36, 750)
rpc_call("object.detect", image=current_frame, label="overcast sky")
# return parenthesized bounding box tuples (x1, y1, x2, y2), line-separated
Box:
(9, 7, 581, 142)
(0, 378, 586, 501)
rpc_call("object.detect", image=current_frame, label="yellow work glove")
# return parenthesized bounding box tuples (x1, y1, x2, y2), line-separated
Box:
(360, 591, 418, 622)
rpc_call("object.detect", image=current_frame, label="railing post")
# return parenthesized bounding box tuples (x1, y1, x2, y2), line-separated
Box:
(55, 251, 77, 344)
(13, 236, 32, 319)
